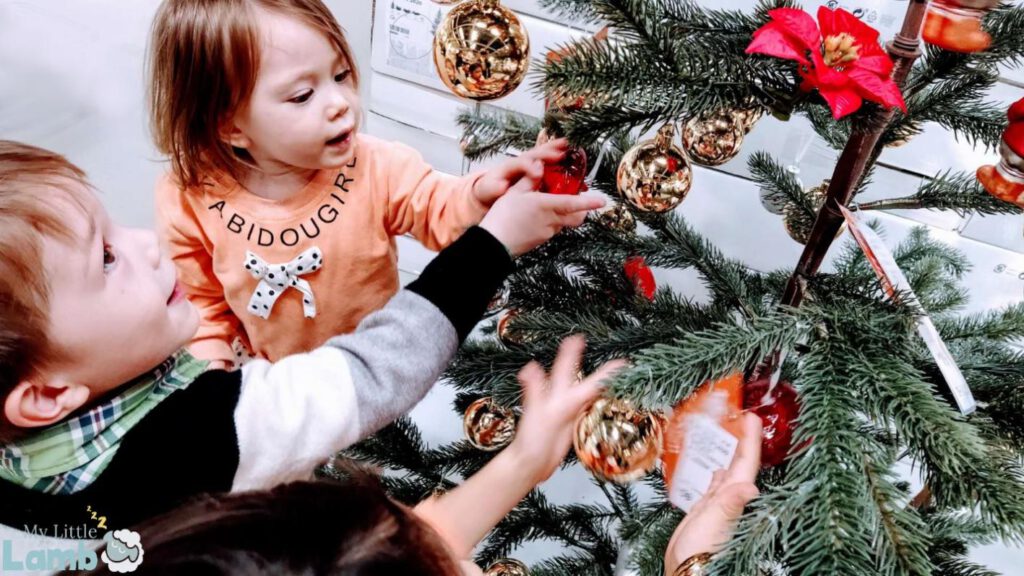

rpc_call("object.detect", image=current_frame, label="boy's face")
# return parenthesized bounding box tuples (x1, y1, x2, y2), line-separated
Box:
(228, 8, 361, 174)
(40, 186, 199, 397)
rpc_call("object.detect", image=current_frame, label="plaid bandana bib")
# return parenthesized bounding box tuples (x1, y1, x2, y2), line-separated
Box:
(0, 350, 207, 495)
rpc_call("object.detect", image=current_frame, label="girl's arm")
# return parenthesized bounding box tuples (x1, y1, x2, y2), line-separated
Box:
(414, 337, 627, 560)
(155, 174, 240, 366)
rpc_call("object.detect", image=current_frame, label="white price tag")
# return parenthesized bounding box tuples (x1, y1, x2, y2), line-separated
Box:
(668, 414, 739, 512)
(840, 206, 977, 415)
(385, 0, 446, 80)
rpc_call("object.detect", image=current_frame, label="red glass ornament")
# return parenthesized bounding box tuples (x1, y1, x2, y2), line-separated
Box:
(623, 256, 656, 301)
(541, 147, 588, 195)
(744, 378, 802, 468)
(922, 0, 998, 54)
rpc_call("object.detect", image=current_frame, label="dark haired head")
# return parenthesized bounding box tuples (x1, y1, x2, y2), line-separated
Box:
(75, 479, 459, 575)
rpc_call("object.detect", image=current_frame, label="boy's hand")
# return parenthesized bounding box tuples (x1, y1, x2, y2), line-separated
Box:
(664, 413, 762, 571)
(508, 335, 628, 483)
(480, 191, 604, 256)
(471, 138, 571, 207)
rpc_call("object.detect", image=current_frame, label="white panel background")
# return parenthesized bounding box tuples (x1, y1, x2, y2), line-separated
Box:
(0, 0, 1021, 571)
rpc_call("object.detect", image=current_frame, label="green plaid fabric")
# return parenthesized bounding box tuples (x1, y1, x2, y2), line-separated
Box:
(0, 350, 207, 495)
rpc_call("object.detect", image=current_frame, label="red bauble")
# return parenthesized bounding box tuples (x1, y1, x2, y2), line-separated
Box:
(541, 147, 588, 195)
(744, 378, 801, 468)
(623, 256, 656, 301)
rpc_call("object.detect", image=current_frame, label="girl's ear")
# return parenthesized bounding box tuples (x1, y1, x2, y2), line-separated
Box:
(220, 122, 252, 150)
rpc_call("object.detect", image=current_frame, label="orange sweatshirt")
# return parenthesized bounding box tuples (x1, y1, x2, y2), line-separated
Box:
(156, 134, 486, 363)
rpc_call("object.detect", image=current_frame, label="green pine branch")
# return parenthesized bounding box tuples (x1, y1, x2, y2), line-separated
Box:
(858, 171, 1024, 216)
(455, 108, 541, 161)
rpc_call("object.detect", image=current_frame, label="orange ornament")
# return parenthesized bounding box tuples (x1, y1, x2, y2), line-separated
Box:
(661, 374, 745, 490)
(922, 0, 999, 53)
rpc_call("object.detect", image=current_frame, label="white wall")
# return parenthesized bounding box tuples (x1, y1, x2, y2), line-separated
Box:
(1, 0, 1022, 571)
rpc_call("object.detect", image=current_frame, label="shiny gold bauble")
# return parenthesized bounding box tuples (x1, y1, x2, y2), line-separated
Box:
(485, 558, 530, 576)
(682, 109, 747, 167)
(617, 124, 693, 213)
(464, 397, 517, 451)
(782, 180, 847, 244)
(595, 204, 637, 233)
(497, 309, 531, 345)
(735, 105, 765, 133)
(573, 397, 663, 484)
(433, 0, 529, 101)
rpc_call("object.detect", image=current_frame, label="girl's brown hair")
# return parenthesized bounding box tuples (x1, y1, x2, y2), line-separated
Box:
(75, 478, 461, 576)
(148, 0, 360, 189)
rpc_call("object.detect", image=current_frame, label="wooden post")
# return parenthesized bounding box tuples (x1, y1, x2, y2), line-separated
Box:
(780, 0, 932, 307)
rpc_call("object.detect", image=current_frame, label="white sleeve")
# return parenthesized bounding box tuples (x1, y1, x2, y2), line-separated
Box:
(230, 347, 361, 491)
(229, 291, 458, 492)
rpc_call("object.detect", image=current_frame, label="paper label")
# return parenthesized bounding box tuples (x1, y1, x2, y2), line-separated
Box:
(668, 413, 740, 512)
(840, 206, 977, 415)
(385, 0, 445, 80)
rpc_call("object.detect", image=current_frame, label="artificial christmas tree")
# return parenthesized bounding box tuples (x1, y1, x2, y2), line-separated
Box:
(336, 1, 1024, 574)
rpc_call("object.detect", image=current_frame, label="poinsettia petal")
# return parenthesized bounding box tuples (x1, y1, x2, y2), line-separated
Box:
(854, 54, 894, 76)
(820, 6, 880, 45)
(809, 51, 848, 88)
(816, 5, 837, 37)
(768, 8, 821, 49)
(857, 38, 887, 58)
(818, 86, 863, 119)
(848, 69, 906, 111)
(747, 24, 808, 63)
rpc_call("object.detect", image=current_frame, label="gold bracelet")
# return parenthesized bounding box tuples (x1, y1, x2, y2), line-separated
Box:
(671, 552, 714, 576)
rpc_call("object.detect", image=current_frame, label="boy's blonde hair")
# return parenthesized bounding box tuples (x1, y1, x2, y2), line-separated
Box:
(148, 0, 360, 189)
(0, 141, 91, 442)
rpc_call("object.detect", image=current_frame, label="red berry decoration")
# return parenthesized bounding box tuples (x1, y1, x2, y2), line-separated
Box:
(744, 377, 801, 468)
(624, 256, 656, 301)
(541, 147, 588, 195)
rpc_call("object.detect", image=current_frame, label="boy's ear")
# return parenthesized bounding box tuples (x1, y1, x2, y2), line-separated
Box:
(220, 121, 252, 150)
(4, 379, 91, 429)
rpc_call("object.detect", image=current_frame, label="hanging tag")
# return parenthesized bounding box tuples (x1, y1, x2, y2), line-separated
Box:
(662, 374, 746, 511)
(840, 206, 976, 415)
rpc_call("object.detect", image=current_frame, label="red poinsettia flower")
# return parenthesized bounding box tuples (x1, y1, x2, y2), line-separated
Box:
(746, 7, 907, 119)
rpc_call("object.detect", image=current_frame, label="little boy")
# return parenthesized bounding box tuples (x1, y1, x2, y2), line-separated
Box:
(0, 140, 602, 545)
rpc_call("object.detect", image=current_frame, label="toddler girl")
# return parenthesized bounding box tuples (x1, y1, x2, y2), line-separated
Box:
(149, 0, 569, 365)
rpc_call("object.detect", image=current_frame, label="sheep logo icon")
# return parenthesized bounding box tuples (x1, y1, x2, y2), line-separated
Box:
(100, 529, 144, 572)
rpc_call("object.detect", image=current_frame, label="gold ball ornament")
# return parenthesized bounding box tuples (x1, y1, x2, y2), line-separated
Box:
(595, 204, 637, 233)
(682, 109, 747, 167)
(433, 0, 529, 101)
(497, 309, 532, 345)
(573, 397, 664, 484)
(782, 180, 847, 245)
(735, 105, 765, 133)
(464, 397, 517, 451)
(617, 124, 693, 213)
(485, 558, 530, 576)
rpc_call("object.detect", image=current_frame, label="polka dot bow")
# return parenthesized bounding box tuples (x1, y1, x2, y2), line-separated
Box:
(243, 247, 322, 320)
